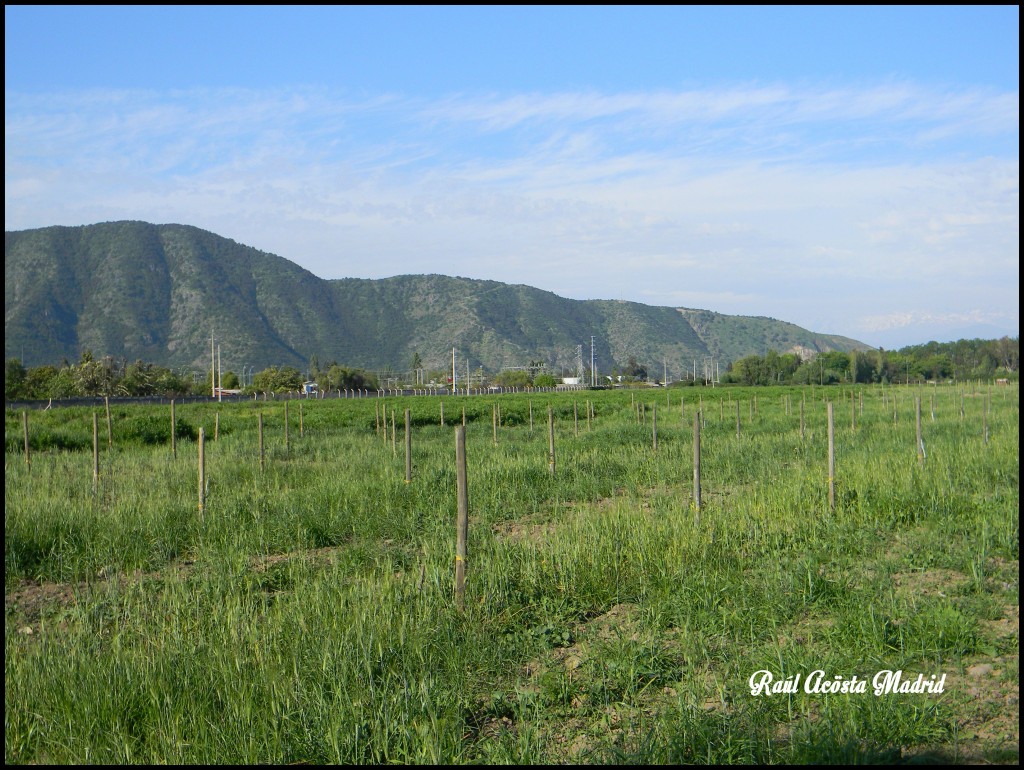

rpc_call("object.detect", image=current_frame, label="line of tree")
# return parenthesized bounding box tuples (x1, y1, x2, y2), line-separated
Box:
(5, 336, 1017, 401)
(723, 337, 1018, 386)
(4, 352, 381, 401)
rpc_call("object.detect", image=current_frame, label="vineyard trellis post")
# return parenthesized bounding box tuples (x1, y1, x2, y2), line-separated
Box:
(548, 405, 556, 476)
(405, 409, 412, 483)
(693, 410, 701, 519)
(827, 402, 835, 512)
(454, 425, 469, 609)
(916, 396, 925, 467)
(198, 426, 206, 518)
(105, 396, 112, 448)
(23, 410, 30, 467)
(92, 412, 99, 495)
(258, 412, 265, 472)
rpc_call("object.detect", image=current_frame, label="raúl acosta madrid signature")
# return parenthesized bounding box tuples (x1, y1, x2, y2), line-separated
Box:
(748, 669, 947, 697)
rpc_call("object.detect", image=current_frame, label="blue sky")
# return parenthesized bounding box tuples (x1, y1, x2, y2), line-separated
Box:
(5, 6, 1019, 350)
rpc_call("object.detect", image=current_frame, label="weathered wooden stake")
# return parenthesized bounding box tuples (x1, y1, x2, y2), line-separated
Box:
(736, 401, 741, 439)
(404, 409, 412, 483)
(492, 404, 498, 445)
(454, 425, 469, 609)
(258, 412, 265, 472)
(23, 410, 30, 467)
(800, 396, 805, 441)
(851, 390, 856, 430)
(827, 403, 835, 512)
(215, 411, 220, 441)
(391, 408, 397, 456)
(652, 403, 658, 451)
(284, 401, 290, 454)
(198, 427, 206, 517)
(574, 401, 579, 437)
(375, 401, 380, 435)
(587, 400, 592, 431)
(692, 410, 701, 518)
(529, 400, 534, 431)
(171, 400, 176, 458)
(103, 396, 112, 448)
(462, 406, 466, 427)
(440, 400, 445, 427)
(547, 405, 556, 476)
(93, 412, 99, 494)
(916, 396, 925, 467)
(298, 403, 303, 437)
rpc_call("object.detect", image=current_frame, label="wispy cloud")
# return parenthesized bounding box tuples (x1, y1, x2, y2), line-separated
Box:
(5, 82, 1018, 345)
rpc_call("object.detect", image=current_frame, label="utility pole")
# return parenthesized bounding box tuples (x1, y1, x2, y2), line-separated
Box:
(590, 336, 596, 386)
(210, 331, 216, 398)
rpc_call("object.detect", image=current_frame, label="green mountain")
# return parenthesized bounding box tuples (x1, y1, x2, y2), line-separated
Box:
(5, 221, 870, 376)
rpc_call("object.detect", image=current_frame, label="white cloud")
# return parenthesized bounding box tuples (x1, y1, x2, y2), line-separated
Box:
(5, 82, 1018, 344)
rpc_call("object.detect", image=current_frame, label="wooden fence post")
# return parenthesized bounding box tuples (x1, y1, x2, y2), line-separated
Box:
(455, 425, 469, 609)
(440, 400, 445, 427)
(529, 400, 534, 431)
(258, 412, 265, 472)
(574, 400, 579, 437)
(198, 427, 206, 518)
(736, 401, 741, 439)
(492, 404, 498, 445)
(405, 409, 412, 483)
(23, 410, 30, 467)
(693, 410, 701, 519)
(547, 405, 556, 476)
(652, 403, 658, 451)
(93, 412, 99, 494)
(284, 401, 290, 454)
(215, 411, 220, 441)
(105, 396, 112, 448)
(916, 396, 925, 466)
(827, 403, 835, 512)
(171, 399, 176, 458)
(298, 403, 303, 438)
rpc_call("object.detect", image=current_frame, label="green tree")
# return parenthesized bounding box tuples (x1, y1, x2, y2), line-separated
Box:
(5, 358, 27, 400)
(494, 370, 531, 388)
(252, 366, 304, 393)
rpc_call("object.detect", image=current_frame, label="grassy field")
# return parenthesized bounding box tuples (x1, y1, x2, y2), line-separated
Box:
(5, 383, 1019, 764)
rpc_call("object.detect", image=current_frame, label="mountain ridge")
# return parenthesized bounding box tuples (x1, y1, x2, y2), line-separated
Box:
(5, 221, 871, 375)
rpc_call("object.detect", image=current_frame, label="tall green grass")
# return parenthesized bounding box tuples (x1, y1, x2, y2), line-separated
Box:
(5, 384, 1019, 763)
